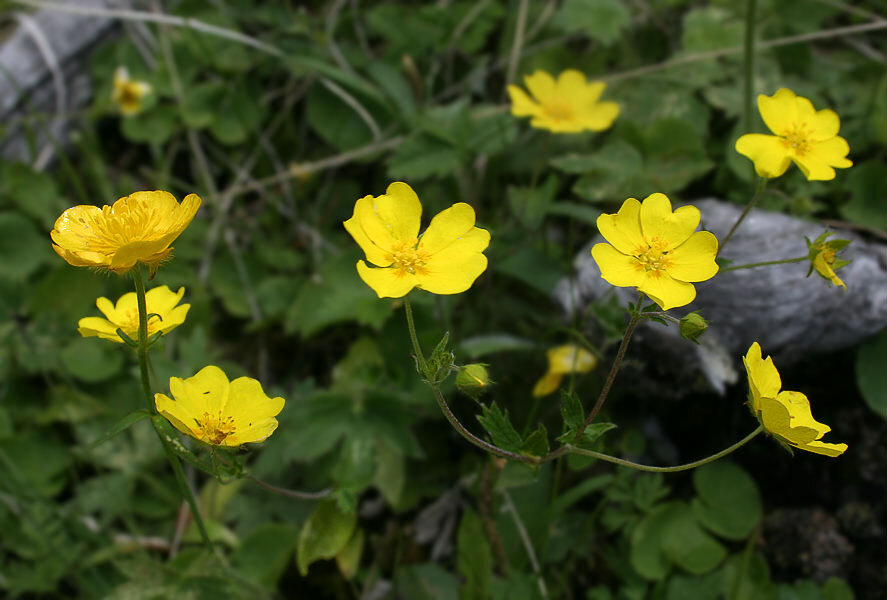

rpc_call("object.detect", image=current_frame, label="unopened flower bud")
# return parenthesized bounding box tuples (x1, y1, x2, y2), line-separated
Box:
(457, 364, 491, 399)
(680, 311, 709, 344)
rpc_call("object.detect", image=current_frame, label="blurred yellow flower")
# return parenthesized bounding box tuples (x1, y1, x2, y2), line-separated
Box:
(51, 191, 201, 276)
(591, 193, 719, 310)
(155, 366, 285, 447)
(507, 69, 619, 133)
(743, 342, 847, 457)
(343, 182, 490, 298)
(735, 88, 852, 181)
(112, 67, 152, 116)
(806, 232, 850, 289)
(533, 344, 597, 397)
(78, 286, 190, 343)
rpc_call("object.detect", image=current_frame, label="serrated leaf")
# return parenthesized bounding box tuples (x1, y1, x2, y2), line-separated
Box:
(560, 390, 584, 432)
(477, 403, 522, 453)
(521, 424, 549, 457)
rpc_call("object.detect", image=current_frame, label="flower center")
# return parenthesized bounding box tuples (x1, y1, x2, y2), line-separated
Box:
(387, 238, 429, 276)
(542, 100, 573, 122)
(119, 310, 161, 338)
(817, 247, 836, 265)
(119, 84, 141, 106)
(780, 123, 812, 156)
(195, 410, 236, 445)
(634, 240, 673, 275)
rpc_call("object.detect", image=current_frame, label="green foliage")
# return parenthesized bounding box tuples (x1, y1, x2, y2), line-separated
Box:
(855, 330, 887, 418)
(296, 498, 357, 576)
(457, 508, 493, 600)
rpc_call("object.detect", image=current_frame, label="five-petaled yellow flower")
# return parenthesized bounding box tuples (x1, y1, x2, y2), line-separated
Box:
(343, 182, 490, 298)
(533, 344, 597, 397)
(112, 66, 152, 116)
(78, 286, 190, 343)
(735, 88, 852, 181)
(155, 365, 285, 447)
(507, 69, 619, 134)
(51, 190, 201, 276)
(743, 342, 847, 457)
(591, 193, 719, 310)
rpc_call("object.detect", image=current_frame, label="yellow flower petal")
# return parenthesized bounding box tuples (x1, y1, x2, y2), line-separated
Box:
(524, 70, 556, 104)
(758, 88, 798, 135)
(155, 392, 201, 438)
(775, 391, 827, 444)
(507, 84, 541, 117)
(547, 345, 596, 375)
(806, 108, 840, 141)
(735, 134, 792, 179)
(356, 260, 417, 298)
(639, 193, 700, 249)
(417, 203, 482, 256)
(743, 342, 781, 401)
(96, 296, 117, 321)
(77, 317, 125, 343)
(344, 195, 395, 267)
(591, 243, 644, 288)
(532, 372, 563, 398)
(580, 101, 620, 131)
(417, 252, 488, 295)
(796, 440, 848, 457)
(596, 197, 645, 255)
(792, 136, 852, 182)
(666, 231, 719, 282)
(378, 182, 422, 241)
(224, 377, 285, 445)
(637, 270, 697, 310)
(813, 252, 846, 289)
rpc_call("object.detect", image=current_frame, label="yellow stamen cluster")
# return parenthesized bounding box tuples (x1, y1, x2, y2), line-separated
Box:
(635, 241, 673, 274)
(387, 238, 430, 277)
(781, 124, 812, 156)
(195, 410, 237, 445)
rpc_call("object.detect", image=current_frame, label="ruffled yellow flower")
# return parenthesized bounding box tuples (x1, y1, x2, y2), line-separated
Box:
(155, 366, 285, 447)
(743, 342, 847, 457)
(112, 67, 152, 116)
(507, 69, 619, 133)
(532, 344, 597, 397)
(78, 286, 190, 343)
(343, 182, 490, 298)
(51, 191, 201, 276)
(591, 193, 719, 310)
(735, 88, 852, 181)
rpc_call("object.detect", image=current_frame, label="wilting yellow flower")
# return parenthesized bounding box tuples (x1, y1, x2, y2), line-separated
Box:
(51, 191, 201, 276)
(533, 344, 597, 397)
(343, 182, 490, 298)
(507, 69, 619, 133)
(743, 342, 847, 457)
(155, 365, 285, 447)
(806, 232, 850, 289)
(591, 193, 719, 310)
(78, 286, 190, 343)
(112, 66, 152, 115)
(735, 88, 852, 181)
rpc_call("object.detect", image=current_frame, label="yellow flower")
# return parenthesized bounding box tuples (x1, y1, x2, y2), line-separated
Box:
(743, 342, 847, 457)
(77, 286, 190, 343)
(735, 88, 852, 181)
(155, 365, 285, 447)
(112, 67, 152, 116)
(51, 191, 201, 276)
(507, 69, 619, 133)
(591, 193, 719, 310)
(532, 344, 597, 397)
(343, 182, 490, 298)
(806, 232, 850, 289)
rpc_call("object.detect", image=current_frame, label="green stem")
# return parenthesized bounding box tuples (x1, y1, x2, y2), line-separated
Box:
(132, 265, 213, 551)
(402, 298, 537, 464)
(563, 426, 763, 473)
(743, 0, 758, 144)
(719, 178, 767, 255)
(723, 256, 807, 271)
(571, 297, 643, 444)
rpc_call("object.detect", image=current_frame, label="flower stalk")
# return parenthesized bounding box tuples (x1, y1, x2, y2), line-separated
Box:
(718, 177, 767, 255)
(722, 256, 807, 271)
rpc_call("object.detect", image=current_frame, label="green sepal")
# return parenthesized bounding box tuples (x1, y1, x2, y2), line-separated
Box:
(116, 328, 139, 347)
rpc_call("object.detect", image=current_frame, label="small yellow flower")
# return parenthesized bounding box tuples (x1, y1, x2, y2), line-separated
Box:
(155, 365, 285, 447)
(77, 286, 190, 343)
(532, 344, 597, 397)
(343, 182, 490, 298)
(735, 88, 852, 181)
(806, 232, 850, 289)
(51, 191, 201, 276)
(507, 69, 619, 134)
(112, 67, 152, 116)
(743, 342, 847, 457)
(591, 193, 719, 310)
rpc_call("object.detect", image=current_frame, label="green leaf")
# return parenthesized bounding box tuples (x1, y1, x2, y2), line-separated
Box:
(59, 338, 124, 383)
(121, 106, 178, 144)
(0, 212, 52, 281)
(495, 245, 565, 295)
(508, 174, 558, 229)
(232, 523, 298, 589)
(306, 85, 375, 152)
(458, 334, 535, 358)
(661, 502, 727, 575)
(0, 162, 61, 224)
(856, 330, 887, 418)
(296, 498, 357, 576)
(560, 390, 584, 432)
(546, 202, 601, 225)
(88, 409, 152, 448)
(395, 564, 459, 600)
(841, 160, 887, 231)
(681, 6, 743, 52)
(457, 508, 493, 600)
(388, 135, 462, 180)
(549, 474, 613, 516)
(821, 577, 855, 600)
(285, 252, 392, 338)
(691, 461, 762, 540)
(630, 501, 681, 580)
(477, 403, 523, 453)
(335, 527, 364, 580)
(180, 81, 224, 128)
(521, 424, 550, 457)
(551, 0, 630, 46)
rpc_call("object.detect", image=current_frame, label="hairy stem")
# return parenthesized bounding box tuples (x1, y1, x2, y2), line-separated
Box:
(719, 178, 767, 255)
(723, 256, 807, 271)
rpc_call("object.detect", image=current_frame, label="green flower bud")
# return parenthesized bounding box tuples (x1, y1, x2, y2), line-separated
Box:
(456, 364, 492, 399)
(679, 311, 709, 344)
